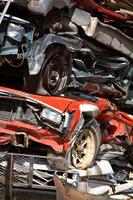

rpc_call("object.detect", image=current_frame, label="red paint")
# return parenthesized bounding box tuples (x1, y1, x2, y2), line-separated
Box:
(0, 87, 96, 153)
(73, 0, 131, 20)
(0, 86, 133, 153)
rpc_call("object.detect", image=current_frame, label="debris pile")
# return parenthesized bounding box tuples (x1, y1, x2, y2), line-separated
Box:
(0, 0, 133, 199)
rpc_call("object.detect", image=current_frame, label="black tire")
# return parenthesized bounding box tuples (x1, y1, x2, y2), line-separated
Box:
(38, 43, 72, 95)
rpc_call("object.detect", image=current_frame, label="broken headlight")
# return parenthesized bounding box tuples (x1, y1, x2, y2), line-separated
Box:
(41, 108, 62, 125)
(7, 23, 25, 42)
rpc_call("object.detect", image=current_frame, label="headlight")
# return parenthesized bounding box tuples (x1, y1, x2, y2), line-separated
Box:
(41, 108, 62, 125)
(7, 23, 25, 42)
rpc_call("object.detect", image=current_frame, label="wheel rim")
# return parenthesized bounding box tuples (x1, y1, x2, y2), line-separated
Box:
(45, 55, 62, 90)
(71, 127, 96, 169)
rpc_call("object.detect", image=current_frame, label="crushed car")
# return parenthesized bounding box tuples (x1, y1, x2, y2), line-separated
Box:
(0, 87, 133, 197)
(0, 1, 133, 200)
(0, 86, 102, 170)
(32, 33, 133, 113)
(0, 86, 133, 170)
(0, 1, 133, 113)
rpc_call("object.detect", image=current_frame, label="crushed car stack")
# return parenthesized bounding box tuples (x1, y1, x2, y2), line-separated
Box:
(0, 0, 133, 199)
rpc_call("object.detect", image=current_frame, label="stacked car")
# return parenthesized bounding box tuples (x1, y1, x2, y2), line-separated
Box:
(0, 0, 133, 199)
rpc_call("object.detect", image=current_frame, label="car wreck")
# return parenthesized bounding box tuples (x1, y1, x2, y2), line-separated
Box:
(0, 1, 133, 109)
(0, 86, 102, 170)
(0, 87, 132, 199)
(0, 1, 133, 200)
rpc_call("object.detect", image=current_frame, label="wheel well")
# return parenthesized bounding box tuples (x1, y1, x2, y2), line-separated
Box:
(44, 42, 70, 54)
(43, 43, 72, 68)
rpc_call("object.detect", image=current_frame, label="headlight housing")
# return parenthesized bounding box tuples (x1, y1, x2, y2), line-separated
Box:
(7, 23, 25, 42)
(41, 108, 62, 125)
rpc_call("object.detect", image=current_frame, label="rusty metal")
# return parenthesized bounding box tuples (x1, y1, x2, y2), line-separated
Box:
(54, 175, 106, 200)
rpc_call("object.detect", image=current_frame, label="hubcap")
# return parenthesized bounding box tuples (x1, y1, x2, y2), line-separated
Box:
(46, 56, 61, 90)
(72, 128, 96, 169)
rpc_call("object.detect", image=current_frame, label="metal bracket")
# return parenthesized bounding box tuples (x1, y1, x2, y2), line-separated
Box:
(12, 132, 29, 148)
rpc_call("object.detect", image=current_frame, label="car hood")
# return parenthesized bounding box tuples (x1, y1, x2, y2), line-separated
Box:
(0, 87, 77, 113)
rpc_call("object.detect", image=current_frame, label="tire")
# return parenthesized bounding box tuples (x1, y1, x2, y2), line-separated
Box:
(70, 120, 101, 170)
(38, 43, 72, 95)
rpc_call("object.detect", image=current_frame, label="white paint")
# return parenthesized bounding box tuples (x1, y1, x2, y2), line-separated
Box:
(79, 104, 99, 117)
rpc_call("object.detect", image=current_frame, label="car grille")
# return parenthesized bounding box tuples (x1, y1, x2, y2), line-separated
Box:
(0, 100, 14, 122)
(0, 153, 66, 190)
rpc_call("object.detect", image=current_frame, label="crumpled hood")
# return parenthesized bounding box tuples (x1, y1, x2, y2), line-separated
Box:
(0, 86, 77, 113)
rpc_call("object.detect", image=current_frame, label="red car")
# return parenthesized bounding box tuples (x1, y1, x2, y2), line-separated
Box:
(0, 86, 133, 170)
(0, 86, 101, 170)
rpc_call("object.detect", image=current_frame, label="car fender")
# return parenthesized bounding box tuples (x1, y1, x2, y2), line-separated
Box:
(28, 33, 82, 75)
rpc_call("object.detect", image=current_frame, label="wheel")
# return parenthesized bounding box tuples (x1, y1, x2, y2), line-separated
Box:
(70, 120, 101, 170)
(39, 43, 72, 95)
(24, 43, 72, 95)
